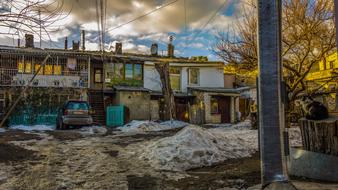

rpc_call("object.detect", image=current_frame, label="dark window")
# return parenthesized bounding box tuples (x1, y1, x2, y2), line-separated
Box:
(94, 69, 103, 83)
(330, 61, 335, 69)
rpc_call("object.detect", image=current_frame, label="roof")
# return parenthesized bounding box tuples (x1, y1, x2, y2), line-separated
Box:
(150, 91, 195, 98)
(0, 45, 224, 64)
(113, 86, 150, 92)
(188, 87, 242, 94)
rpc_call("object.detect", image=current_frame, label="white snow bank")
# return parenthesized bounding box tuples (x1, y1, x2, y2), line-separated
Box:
(231, 120, 252, 130)
(10, 125, 55, 131)
(79, 126, 107, 135)
(119, 120, 188, 133)
(141, 125, 258, 171)
(0, 128, 5, 133)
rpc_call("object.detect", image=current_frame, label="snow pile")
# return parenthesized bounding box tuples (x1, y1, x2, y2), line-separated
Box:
(231, 120, 252, 130)
(160, 120, 189, 128)
(141, 125, 258, 171)
(119, 120, 187, 133)
(10, 125, 55, 131)
(79, 126, 107, 136)
(288, 127, 302, 147)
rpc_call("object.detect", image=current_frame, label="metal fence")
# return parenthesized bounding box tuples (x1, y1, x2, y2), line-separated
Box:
(0, 68, 88, 88)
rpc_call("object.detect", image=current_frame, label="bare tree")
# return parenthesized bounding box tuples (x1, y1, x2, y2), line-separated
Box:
(155, 62, 176, 121)
(0, 0, 68, 41)
(214, 0, 336, 101)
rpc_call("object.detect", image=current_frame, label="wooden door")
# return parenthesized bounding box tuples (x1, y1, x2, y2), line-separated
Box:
(175, 98, 189, 122)
(218, 97, 231, 123)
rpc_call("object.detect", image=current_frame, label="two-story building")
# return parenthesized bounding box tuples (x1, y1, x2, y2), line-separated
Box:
(143, 59, 242, 124)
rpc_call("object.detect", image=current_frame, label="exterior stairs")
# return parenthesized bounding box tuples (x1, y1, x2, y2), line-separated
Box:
(89, 90, 105, 125)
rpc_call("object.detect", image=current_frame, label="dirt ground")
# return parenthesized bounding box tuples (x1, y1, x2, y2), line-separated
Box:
(0, 128, 337, 190)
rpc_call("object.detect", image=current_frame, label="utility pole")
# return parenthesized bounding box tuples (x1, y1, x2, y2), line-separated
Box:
(334, 0, 338, 49)
(257, 1, 296, 189)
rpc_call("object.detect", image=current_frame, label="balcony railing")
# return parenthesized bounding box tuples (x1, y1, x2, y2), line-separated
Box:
(0, 68, 88, 88)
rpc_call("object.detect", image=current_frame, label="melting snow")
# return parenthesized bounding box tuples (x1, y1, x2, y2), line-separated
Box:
(10, 125, 55, 131)
(141, 125, 258, 171)
(118, 120, 188, 133)
(79, 126, 107, 135)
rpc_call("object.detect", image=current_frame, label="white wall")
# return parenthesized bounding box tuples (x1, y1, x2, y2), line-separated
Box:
(181, 67, 224, 92)
(144, 65, 224, 92)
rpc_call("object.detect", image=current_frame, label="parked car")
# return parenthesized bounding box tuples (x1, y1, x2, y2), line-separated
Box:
(56, 100, 93, 130)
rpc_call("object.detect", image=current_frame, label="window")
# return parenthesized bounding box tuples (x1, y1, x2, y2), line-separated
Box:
(25, 62, 32, 73)
(134, 64, 143, 80)
(170, 68, 181, 91)
(125, 64, 133, 79)
(44, 65, 53, 75)
(18, 61, 24, 73)
(54, 65, 61, 75)
(330, 61, 335, 69)
(210, 97, 219, 114)
(189, 68, 199, 85)
(115, 63, 124, 79)
(34, 64, 44, 75)
(94, 69, 102, 83)
(105, 63, 115, 79)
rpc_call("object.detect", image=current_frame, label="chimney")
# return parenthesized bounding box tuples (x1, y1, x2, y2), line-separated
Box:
(167, 35, 174, 57)
(150, 43, 158, 56)
(115, 42, 122, 54)
(17, 39, 21, 48)
(72, 40, 80, 51)
(64, 37, 68, 50)
(25, 34, 34, 48)
(81, 30, 86, 51)
(167, 44, 174, 57)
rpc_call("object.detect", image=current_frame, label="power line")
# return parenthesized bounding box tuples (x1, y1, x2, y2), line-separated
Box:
(106, 0, 180, 33)
(180, 0, 231, 53)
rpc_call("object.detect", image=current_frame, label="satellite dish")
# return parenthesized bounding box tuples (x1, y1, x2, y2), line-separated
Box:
(151, 43, 158, 56)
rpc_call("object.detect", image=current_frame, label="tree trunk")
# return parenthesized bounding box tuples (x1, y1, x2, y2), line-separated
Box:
(155, 62, 176, 120)
(299, 118, 338, 156)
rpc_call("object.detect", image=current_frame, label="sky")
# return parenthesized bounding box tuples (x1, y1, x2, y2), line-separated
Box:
(0, 0, 243, 61)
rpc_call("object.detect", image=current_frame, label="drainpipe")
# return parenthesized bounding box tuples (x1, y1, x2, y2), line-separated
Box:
(257, 1, 296, 189)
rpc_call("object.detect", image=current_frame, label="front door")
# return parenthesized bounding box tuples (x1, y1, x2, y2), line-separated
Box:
(175, 98, 189, 122)
(218, 97, 231, 123)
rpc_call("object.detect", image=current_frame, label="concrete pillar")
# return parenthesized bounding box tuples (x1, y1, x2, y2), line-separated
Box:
(230, 96, 235, 123)
(257, 0, 293, 189)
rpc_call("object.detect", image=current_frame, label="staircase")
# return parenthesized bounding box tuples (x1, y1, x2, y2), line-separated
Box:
(89, 90, 105, 125)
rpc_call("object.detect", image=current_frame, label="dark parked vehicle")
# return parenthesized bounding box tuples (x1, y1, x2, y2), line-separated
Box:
(56, 100, 93, 130)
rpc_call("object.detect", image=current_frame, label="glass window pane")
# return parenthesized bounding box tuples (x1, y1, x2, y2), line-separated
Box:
(189, 68, 199, 85)
(105, 63, 114, 79)
(170, 75, 180, 91)
(25, 62, 32, 73)
(125, 64, 133, 79)
(115, 63, 124, 79)
(34, 64, 43, 75)
(44, 65, 53, 75)
(134, 64, 142, 80)
(18, 61, 24, 73)
(211, 97, 219, 114)
(54, 65, 61, 75)
(94, 69, 102, 83)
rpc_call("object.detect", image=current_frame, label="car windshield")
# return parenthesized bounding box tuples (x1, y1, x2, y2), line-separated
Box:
(66, 102, 89, 110)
